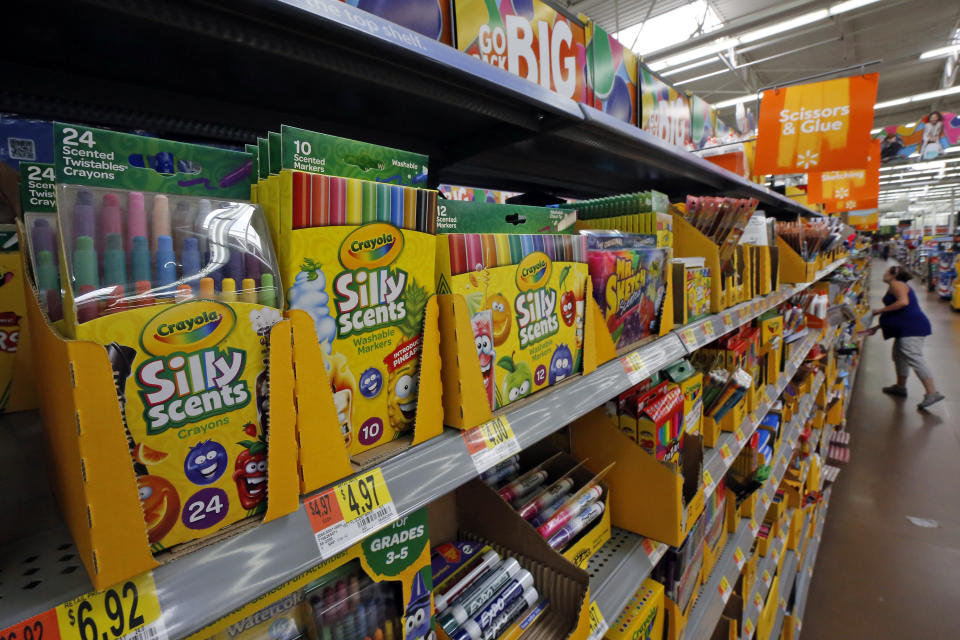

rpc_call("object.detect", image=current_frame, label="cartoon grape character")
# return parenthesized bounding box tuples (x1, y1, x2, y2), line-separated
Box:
(498, 355, 533, 405)
(472, 310, 496, 407)
(184, 440, 228, 485)
(549, 344, 574, 384)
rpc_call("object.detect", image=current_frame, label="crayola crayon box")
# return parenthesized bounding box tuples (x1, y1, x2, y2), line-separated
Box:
(45, 123, 293, 553)
(189, 508, 435, 640)
(435, 200, 588, 413)
(266, 125, 441, 464)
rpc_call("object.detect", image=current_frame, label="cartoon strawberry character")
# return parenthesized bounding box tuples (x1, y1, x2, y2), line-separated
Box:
(234, 424, 267, 512)
(559, 265, 576, 327)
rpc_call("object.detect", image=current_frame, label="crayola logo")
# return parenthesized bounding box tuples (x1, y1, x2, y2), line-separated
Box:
(339, 223, 404, 270)
(141, 301, 236, 356)
(515, 252, 552, 292)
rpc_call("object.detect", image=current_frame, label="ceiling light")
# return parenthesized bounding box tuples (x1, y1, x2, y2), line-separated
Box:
(661, 58, 720, 77)
(874, 97, 910, 109)
(674, 68, 728, 86)
(738, 10, 828, 44)
(829, 0, 883, 13)
(875, 85, 960, 110)
(713, 94, 759, 109)
(920, 44, 960, 60)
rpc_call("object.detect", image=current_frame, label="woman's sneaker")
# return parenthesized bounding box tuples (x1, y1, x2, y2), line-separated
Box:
(918, 393, 945, 410)
(882, 385, 907, 396)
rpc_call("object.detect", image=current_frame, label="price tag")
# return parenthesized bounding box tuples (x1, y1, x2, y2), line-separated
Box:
(306, 467, 398, 558)
(750, 519, 760, 536)
(734, 547, 746, 570)
(682, 327, 698, 346)
(721, 314, 734, 330)
(621, 352, 647, 385)
(718, 576, 732, 603)
(587, 602, 608, 640)
(780, 597, 787, 610)
(772, 547, 780, 562)
(1, 609, 60, 640)
(780, 455, 789, 469)
(808, 566, 813, 577)
(743, 618, 755, 638)
(462, 416, 521, 473)
(720, 444, 733, 463)
(55, 572, 166, 640)
(797, 619, 803, 631)
(734, 427, 746, 443)
(754, 593, 764, 609)
(763, 570, 772, 587)
(702, 469, 715, 493)
(641, 537, 657, 557)
(749, 411, 758, 424)
(761, 493, 771, 510)
(703, 322, 716, 339)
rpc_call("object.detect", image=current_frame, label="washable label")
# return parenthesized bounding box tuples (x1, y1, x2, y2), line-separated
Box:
(763, 570, 772, 587)
(463, 415, 521, 473)
(55, 573, 166, 640)
(718, 576, 732, 603)
(743, 618, 754, 638)
(720, 444, 733, 463)
(587, 602, 608, 640)
(733, 547, 746, 570)
(702, 469, 715, 494)
(621, 351, 647, 385)
(306, 468, 398, 558)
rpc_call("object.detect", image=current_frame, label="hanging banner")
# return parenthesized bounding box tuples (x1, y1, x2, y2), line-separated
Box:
(825, 197, 878, 213)
(639, 66, 692, 148)
(848, 210, 879, 230)
(808, 139, 880, 206)
(875, 112, 960, 163)
(584, 21, 638, 124)
(754, 73, 878, 174)
(690, 95, 716, 149)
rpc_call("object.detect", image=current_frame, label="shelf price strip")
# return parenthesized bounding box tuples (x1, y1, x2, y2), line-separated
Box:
(306, 467, 398, 558)
(462, 415, 521, 474)
(587, 602, 608, 640)
(620, 352, 648, 386)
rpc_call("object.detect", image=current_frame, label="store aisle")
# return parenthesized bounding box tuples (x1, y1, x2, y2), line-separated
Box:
(804, 259, 960, 637)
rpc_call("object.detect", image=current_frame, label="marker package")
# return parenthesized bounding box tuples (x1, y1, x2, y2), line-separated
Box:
(49, 123, 282, 551)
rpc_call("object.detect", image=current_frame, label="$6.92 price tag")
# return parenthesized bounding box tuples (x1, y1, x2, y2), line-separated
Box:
(306, 467, 398, 558)
(463, 416, 521, 474)
(55, 572, 166, 640)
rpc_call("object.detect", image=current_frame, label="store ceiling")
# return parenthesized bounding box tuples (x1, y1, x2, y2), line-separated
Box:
(567, 0, 960, 131)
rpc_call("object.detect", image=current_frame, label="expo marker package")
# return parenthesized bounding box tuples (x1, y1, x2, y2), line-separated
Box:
(49, 123, 282, 551)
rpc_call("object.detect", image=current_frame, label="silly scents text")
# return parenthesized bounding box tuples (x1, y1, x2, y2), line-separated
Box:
(334, 268, 408, 337)
(516, 289, 559, 348)
(138, 347, 250, 434)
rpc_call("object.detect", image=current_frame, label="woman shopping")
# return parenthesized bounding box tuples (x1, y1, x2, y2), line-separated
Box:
(865, 265, 944, 409)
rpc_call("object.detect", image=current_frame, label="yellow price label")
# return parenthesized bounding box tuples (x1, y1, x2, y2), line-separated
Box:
(754, 593, 764, 609)
(335, 467, 393, 523)
(478, 416, 515, 450)
(744, 618, 754, 636)
(721, 314, 734, 329)
(587, 601, 608, 640)
(703, 322, 716, 338)
(702, 469, 714, 490)
(763, 569, 772, 586)
(683, 328, 698, 344)
(735, 427, 745, 442)
(56, 572, 164, 640)
(750, 519, 759, 535)
(718, 576, 732, 601)
(720, 444, 733, 461)
(734, 547, 746, 569)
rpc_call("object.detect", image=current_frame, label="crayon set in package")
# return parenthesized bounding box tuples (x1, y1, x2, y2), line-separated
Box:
(47, 124, 281, 550)
(260, 125, 436, 456)
(436, 201, 587, 410)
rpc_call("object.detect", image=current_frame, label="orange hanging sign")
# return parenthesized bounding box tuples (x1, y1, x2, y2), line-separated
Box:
(848, 211, 879, 230)
(754, 74, 878, 174)
(808, 140, 880, 206)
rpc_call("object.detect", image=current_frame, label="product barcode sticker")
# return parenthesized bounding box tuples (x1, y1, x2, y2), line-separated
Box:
(718, 576, 732, 603)
(743, 618, 755, 638)
(462, 415, 521, 473)
(621, 352, 647, 385)
(55, 572, 167, 640)
(587, 601, 608, 640)
(763, 569, 772, 587)
(720, 444, 733, 463)
(702, 469, 715, 493)
(734, 547, 746, 570)
(306, 467, 398, 558)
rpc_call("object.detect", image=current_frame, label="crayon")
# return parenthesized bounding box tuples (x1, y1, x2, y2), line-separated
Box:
(434, 550, 501, 612)
(240, 278, 257, 303)
(479, 588, 539, 640)
(36, 250, 62, 320)
(376, 183, 390, 222)
(198, 277, 215, 298)
(72, 190, 95, 245)
(222, 278, 237, 302)
(465, 234, 484, 272)
(542, 234, 556, 261)
(103, 233, 127, 287)
(448, 235, 467, 276)
(531, 235, 545, 254)
(156, 235, 177, 290)
(151, 195, 171, 253)
(311, 173, 330, 226)
(181, 237, 201, 288)
(131, 236, 152, 286)
(259, 273, 276, 307)
(481, 234, 498, 268)
(390, 185, 404, 227)
(293, 171, 310, 229)
(517, 477, 575, 520)
(103, 284, 125, 315)
(329, 177, 347, 225)
(438, 558, 521, 633)
(74, 236, 99, 323)
(134, 280, 154, 307)
(98, 193, 123, 265)
(448, 571, 534, 640)
(175, 284, 193, 303)
(547, 501, 604, 549)
(361, 181, 377, 223)
(498, 470, 547, 503)
(403, 187, 417, 230)
(346, 179, 362, 224)
(384, 620, 394, 640)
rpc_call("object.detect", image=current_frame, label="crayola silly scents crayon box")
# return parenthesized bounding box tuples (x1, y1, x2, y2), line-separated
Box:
(435, 201, 587, 411)
(267, 126, 437, 457)
(49, 124, 283, 551)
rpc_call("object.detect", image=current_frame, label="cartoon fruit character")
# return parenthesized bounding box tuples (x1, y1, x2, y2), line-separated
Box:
(549, 344, 574, 384)
(558, 266, 576, 327)
(472, 311, 496, 407)
(138, 475, 180, 544)
(485, 293, 512, 345)
(388, 279, 428, 431)
(184, 440, 228, 485)
(134, 442, 168, 465)
(498, 355, 533, 404)
(234, 431, 267, 512)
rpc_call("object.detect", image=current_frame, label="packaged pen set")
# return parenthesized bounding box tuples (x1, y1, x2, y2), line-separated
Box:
(682, 196, 758, 273)
(44, 124, 283, 552)
(435, 200, 589, 414)
(565, 190, 672, 248)
(260, 125, 438, 460)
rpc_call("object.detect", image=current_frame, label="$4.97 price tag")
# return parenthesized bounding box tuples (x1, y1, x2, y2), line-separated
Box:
(55, 572, 166, 640)
(682, 327, 698, 346)
(587, 602, 608, 640)
(306, 467, 398, 558)
(462, 416, 521, 474)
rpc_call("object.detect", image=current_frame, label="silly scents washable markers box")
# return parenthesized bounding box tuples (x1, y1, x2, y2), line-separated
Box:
(268, 126, 438, 458)
(49, 123, 284, 551)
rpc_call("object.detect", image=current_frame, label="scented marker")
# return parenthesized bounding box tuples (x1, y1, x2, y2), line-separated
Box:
(346, 179, 363, 224)
(361, 181, 377, 223)
(542, 234, 557, 261)
(198, 277, 215, 299)
(221, 278, 237, 302)
(329, 177, 347, 225)
(527, 490, 573, 527)
(498, 470, 548, 503)
(240, 278, 257, 303)
(403, 187, 417, 230)
(181, 237, 201, 288)
(479, 588, 539, 640)
(72, 190, 95, 244)
(494, 234, 511, 266)
(449, 571, 534, 640)
(293, 171, 310, 229)
(151, 195, 171, 252)
(519, 234, 535, 257)
(36, 250, 62, 320)
(259, 273, 276, 307)
(376, 183, 390, 222)
(547, 502, 605, 549)
(226, 250, 244, 283)
(390, 185, 404, 227)
(517, 477, 575, 520)
(175, 284, 193, 303)
(536, 485, 602, 538)
(311, 173, 330, 226)
(531, 234, 545, 253)
(433, 550, 501, 612)
(98, 193, 123, 265)
(507, 235, 524, 264)
(131, 236, 151, 287)
(73, 236, 99, 323)
(172, 201, 193, 253)
(448, 235, 467, 276)
(155, 235, 177, 291)
(438, 558, 521, 633)
(465, 234, 483, 272)
(481, 234, 498, 268)
(103, 233, 127, 287)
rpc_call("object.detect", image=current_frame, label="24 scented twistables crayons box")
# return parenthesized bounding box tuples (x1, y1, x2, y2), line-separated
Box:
(20, 124, 300, 588)
(256, 125, 443, 491)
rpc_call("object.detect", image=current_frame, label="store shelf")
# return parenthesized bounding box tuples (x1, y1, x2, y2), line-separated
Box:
(770, 549, 800, 640)
(789, 490, 832, 638)
(740, 525, 788, 638)
(587, 528, 668, 622)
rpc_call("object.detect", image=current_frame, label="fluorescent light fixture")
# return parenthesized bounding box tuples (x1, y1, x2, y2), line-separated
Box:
(830, 0, 882, 13)
(875, 85, 960, 110)
(650, 38, 736, 71)
(875, 97, 910, 109)
(661, 58, 719, 77)
(920, 44, 960, 60)
(714, 94, 759, 109)
(871, 127, 883, 134)
(739, 10, 828, 44)
(674, 68, 728, 86)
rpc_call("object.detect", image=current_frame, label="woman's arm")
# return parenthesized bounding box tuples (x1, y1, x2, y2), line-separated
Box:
(875, 282, 910, 314)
